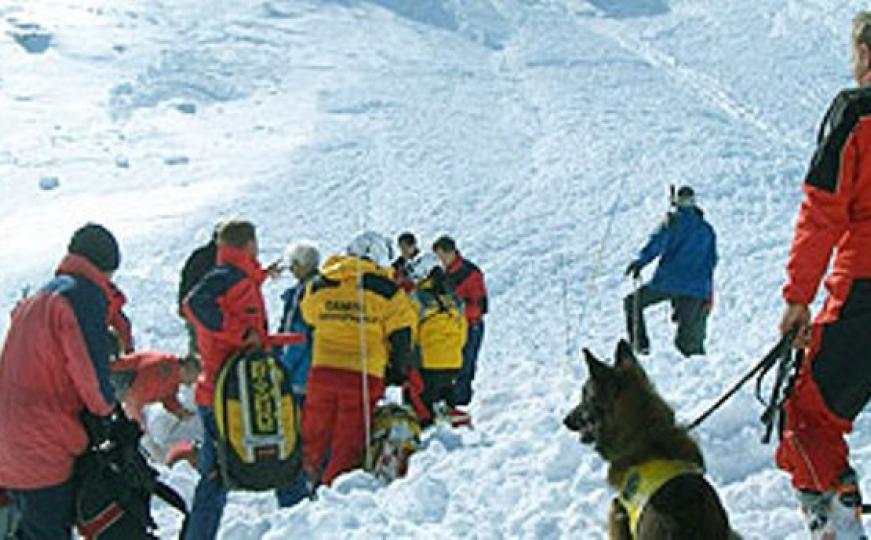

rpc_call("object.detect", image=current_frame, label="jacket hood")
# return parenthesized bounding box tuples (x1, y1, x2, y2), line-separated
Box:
(217, 245, 266, 284)
(320, 255, 390, 282)
(56, 253, 116, 301)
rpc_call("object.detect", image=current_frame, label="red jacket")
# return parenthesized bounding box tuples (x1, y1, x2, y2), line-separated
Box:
(784, 76, 871, 323)
(184, 245, 268, 406)
(113, 351, 183, 425)
(445, 252, 488, 325)
(0, 255, 116, 489)
(108, 283, 134, 353)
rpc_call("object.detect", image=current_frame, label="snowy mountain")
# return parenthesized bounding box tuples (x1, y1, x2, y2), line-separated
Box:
(1, 0, 868, 538)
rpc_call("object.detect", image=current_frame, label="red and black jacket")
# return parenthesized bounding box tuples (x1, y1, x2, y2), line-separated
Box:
(784, 74, 871, 323)
(183, 245, 268, 406)
(445, 252, 488, 325)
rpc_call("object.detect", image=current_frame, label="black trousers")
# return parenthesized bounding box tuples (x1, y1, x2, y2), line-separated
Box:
(623, 285, 709, 357)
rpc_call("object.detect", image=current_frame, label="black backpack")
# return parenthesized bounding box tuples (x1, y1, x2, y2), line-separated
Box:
(76, 411, 188, 539)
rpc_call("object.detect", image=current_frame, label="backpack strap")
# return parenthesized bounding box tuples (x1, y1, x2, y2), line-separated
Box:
(153, 481, 189, 536)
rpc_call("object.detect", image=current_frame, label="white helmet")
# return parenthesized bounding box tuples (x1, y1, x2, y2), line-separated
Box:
(347, 230, 393, 267)
(408, 253, 440, 282)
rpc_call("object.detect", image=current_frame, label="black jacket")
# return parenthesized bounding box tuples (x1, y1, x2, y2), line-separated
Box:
(177, 240, 217, 308)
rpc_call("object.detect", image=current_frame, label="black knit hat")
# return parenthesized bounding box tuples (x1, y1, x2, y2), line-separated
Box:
(68, 223, 120, 272)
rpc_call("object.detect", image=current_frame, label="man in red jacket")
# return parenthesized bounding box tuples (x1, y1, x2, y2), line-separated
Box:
(433, 236, 487, 422)
(0, 224, 123, 538)
(182, 220, 274, 539)
(112, 351, 200, 426)
(777, 12, 871, 538)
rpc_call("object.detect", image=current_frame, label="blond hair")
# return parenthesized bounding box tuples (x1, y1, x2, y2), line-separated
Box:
(853, 12, 871, 48)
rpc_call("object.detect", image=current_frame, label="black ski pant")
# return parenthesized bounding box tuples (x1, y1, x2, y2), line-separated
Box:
(623, 285, 709, 357)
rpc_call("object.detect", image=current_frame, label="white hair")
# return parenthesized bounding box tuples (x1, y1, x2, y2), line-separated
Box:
(285, 241, 320, 272)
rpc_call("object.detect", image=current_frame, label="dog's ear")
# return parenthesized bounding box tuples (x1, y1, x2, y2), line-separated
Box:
(583, 348, 613, 381)
(614, 339, 641, 372)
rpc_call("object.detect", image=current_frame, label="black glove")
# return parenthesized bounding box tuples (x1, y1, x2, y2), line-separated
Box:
(82, 404, 141, 450)
(625, 261, 642, 279)
(387, 328, 415, 376)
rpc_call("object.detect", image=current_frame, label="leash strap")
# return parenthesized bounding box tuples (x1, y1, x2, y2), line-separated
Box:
(686, 329, 797, 431)
(757, 343, 803, 444)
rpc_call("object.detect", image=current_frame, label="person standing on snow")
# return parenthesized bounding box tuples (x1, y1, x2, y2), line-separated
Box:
(392, 231, 420, 292)
(406, 253, 467, 427)
(0, 224, 127, 538)
(178, 224, 219, 362)
(775, 12, 871, 539)
(277, 241, 320, 402)
(272, 241, 319, 509)
(623, 186, 717, 357)
(182, 220, 279, 539)
(299, 231, 423, 487)
(432, 235, 487, 424)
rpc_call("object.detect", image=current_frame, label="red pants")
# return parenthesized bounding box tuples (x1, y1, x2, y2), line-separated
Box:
(776, 283, 871, 491)
(302, 368, 384, 486)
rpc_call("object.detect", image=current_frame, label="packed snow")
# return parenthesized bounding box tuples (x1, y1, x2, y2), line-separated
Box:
(1, 0, 869, 538)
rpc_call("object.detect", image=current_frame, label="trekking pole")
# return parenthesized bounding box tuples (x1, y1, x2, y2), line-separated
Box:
(559, 253, 574, 366)
(686, 329, 797, 431)
(632, 275, 642, 352)
(355, 256, 372, 469)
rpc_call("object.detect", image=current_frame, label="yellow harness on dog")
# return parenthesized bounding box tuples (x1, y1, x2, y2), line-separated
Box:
(617, 459, 704, 538)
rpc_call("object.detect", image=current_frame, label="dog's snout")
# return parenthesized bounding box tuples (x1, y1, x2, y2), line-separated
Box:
(564, 406, 583, 431)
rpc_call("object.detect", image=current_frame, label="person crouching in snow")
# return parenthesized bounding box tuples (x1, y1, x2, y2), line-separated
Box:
(182, 219, 279, 540)
(299, 231, 424, 487)
(0, 224, 125, 538)
(406, 253, 467, 427)
(111, 351, 200, 426)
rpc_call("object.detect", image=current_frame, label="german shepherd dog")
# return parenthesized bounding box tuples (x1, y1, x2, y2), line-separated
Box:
(564, 340, 737, 539)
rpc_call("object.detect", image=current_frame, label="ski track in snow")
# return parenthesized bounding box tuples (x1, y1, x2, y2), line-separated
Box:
(1, 0, 870, 538)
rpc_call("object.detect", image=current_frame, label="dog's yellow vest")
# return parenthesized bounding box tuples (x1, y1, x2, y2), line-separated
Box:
(617, 459, 704, 538)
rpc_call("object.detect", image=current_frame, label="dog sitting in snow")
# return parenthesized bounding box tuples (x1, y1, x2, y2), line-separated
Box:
(563, 340, 738, 539)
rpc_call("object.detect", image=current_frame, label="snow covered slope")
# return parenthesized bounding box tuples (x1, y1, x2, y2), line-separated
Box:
(1, 0, 868, 538)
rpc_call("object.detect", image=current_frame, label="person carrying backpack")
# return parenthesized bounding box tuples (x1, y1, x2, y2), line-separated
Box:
(623, 186, 718, 357)
(300, 231, 422, 487)
(182, 220, 280, 539)
(406, 253, 467, 427)
(0, 224, 123, 538)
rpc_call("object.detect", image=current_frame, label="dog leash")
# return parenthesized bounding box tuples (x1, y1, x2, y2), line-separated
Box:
(685, 329, 798, 432)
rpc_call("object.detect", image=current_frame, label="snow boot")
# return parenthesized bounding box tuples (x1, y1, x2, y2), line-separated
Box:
(798, 468, 867, 539)
(446, 407, 472, 428)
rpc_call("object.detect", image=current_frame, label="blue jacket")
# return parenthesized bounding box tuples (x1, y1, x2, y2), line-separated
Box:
(635, 206, 717, 299)
(278, 280, 314, 397)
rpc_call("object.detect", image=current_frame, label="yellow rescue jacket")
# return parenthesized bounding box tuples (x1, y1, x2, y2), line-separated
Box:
(411, 284, 467, 370)
(300, 256, 416, 378)
(617, 459, 704, 538)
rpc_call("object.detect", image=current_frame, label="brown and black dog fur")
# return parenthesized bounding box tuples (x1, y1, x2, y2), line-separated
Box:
(564, 340, 738, 539)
